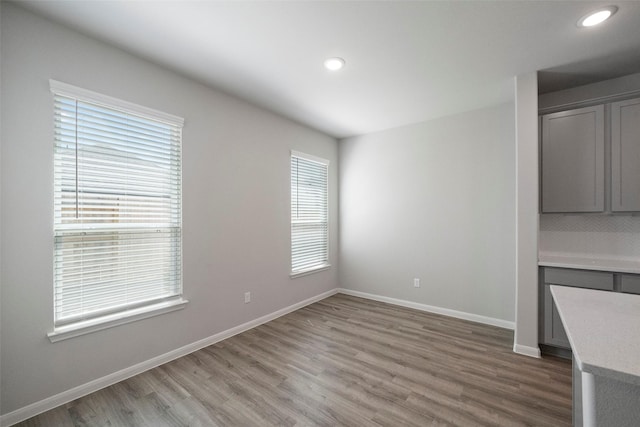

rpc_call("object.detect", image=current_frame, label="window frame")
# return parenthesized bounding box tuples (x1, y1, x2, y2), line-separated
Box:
(48, 80, 187, 342)
(290, 150, 330, 278)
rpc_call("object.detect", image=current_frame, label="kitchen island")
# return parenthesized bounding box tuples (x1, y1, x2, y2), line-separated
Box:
(551, 286, 640, 427)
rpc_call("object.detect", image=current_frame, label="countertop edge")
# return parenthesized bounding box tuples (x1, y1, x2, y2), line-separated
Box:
(538, 260, 640, 274)
(581, 363, 640, 387)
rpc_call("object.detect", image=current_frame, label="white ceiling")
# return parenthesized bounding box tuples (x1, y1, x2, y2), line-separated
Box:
(15, 0, 640, 138)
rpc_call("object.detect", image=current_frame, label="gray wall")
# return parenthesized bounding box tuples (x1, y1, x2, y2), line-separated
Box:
(513, 72, 540, 356)
(338, 103, 516, 323)
(0, 3, 338, 414)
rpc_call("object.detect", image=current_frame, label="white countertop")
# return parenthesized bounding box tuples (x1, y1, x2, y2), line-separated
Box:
(551, 285, 640, 386)
(539, 254, 640, 274)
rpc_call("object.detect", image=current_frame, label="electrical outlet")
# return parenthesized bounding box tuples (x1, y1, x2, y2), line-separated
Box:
(244, 292, 251, 304)
(413, 278, 420, 288)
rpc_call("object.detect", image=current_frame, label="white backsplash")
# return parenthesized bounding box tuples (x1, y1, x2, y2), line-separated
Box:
(539, 214, 640, 261)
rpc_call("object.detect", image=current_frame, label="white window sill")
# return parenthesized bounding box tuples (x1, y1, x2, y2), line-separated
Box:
(290, 264, 331, 279)
(47, 298, 188, 343)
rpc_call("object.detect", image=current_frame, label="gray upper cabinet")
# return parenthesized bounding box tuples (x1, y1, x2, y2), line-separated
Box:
(611, 97, 640, 212)
(541, 105, 605, 213)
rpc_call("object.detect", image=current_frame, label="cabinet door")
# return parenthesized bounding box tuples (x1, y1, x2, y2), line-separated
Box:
(543, 285, 570, 349)
(541, 105, 605, 213)
(611, 98, 640, 212)
(621, 274, 640, 295)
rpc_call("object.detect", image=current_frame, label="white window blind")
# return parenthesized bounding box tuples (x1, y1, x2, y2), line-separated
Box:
(52, 81, 183, 327)
(291, 151, 329, 275)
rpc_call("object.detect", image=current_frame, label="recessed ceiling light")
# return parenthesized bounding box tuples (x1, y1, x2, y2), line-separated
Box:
(324, 57, 345, 71)
(578, 6, 618, 27)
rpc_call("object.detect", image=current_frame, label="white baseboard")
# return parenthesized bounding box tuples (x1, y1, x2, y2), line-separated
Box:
(337, 288, 516, 330)
(0, 288, 338, 427)
(2, 287, 522, 426)
(513, 343, 541, 358)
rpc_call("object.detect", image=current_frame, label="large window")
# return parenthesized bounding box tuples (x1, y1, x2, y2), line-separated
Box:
(50, 80, 185, 340)
(290, 151, 329, 276)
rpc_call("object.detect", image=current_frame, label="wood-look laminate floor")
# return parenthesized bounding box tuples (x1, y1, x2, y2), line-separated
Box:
(17, 294, 572, 427)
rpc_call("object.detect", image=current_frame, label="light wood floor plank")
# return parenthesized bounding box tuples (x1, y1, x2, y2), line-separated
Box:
(15, 294, 571, 426)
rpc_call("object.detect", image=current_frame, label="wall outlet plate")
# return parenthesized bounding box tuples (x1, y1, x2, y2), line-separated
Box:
(414, 278, 420, 288)
(244, 292, 251, 303)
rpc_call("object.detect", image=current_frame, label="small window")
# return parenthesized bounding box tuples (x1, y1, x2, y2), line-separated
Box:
(290, 151, 330, 276)
(50, 80, 185, 340)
